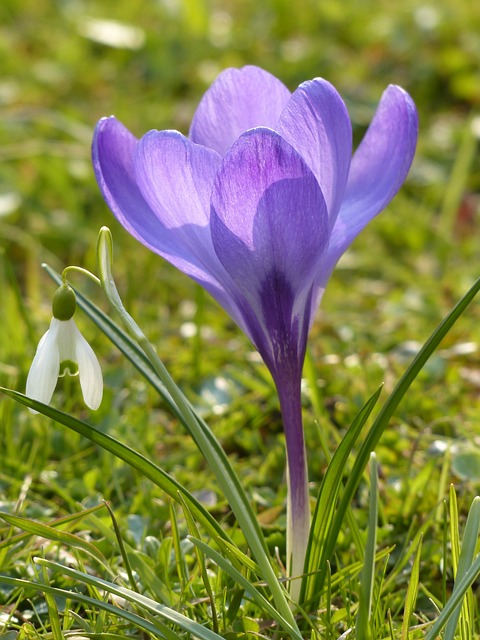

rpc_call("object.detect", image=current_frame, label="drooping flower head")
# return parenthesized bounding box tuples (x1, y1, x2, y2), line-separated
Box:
(26, 284, 103, 411)
(92, 66, 418, 586)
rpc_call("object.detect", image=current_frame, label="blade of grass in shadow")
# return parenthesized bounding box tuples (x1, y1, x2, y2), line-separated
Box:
(424, 551, 480, 640)
(401, 535, 422, 640)
(0, 388, 230, 551)
(188, 536, 301, 637)
(308, 275, 480, 601)
(356, 453, 378, 640)
(33, 558, 238, 640)
(103, 501, 138, 593)
(43, 254, 298, 631)
(302, 386, 382, 605)
(0, 574, 185, 640)
(444, 495, 480, 640)
(178, 497, 219, 633)
(0, 511, 110, 569)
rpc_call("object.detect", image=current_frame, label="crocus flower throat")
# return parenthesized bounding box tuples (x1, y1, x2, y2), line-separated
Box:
(93, 65, 418, 588)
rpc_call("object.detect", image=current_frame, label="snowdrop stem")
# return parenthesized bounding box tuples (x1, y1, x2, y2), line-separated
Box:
(55, 264, 101, 288)
(276, 370, 310, 602)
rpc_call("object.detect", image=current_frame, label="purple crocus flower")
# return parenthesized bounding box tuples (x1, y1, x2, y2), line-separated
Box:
(92, 65, 418, 589)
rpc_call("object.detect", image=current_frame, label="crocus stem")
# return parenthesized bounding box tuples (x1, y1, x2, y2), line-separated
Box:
(276, 370, 310, 602)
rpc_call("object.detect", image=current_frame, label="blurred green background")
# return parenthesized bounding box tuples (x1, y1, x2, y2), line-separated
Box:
(1, 0, 480, 532)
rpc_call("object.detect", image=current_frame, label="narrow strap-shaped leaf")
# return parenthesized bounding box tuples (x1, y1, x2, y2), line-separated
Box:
(188, 536, 303, 640)
(0, 387, 229, 550)
(43, 262, 298, 631)
(0, 574, 183, 640)
(425, 552, 480, 640)
(401, 535, 422, 640)
(302, 386, 382, 603)
(32, 558, 233, 640)
(356, 453, 379, 640)
(443, 496, 480, 640)
(324, 275, 480, 592)
(178, 495, 219, 633)
(0, 503, 105, 550)
(0, 511, 110, 568)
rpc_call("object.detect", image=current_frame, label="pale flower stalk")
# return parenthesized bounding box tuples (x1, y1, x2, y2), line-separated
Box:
(26, 284, 102, 411)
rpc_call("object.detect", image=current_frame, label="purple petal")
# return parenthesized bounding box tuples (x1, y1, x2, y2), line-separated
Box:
(134, 130, 224, 276)
(189, 66, 291, 156)
(325, 85, 418, 272)
(92, 117, 229, 298)
(210, 128, 329, 367)
(278, 78, 352, 226)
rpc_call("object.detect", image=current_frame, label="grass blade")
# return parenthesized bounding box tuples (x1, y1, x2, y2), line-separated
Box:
(356, 453, 379, 640)
(444, 496, 480, 640)
(188, 536, 302, 638)
(0, 574, 183, 640)
(401, 536, 422, 640)
(33, 557, 235, 640)
(302, 386, 382, 604)
(323, 275, 480, 595)
(0, 511, 110, 569)
(425, 552, 480, 640)
(43, 262, 298, 632)
(0, 387, 231, 550)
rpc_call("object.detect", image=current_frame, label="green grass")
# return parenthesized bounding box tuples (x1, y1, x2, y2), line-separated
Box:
(1, 0, 480, 637)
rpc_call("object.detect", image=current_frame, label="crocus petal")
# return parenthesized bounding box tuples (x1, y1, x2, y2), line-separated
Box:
(278, 78, 352, 226)
(26, 318, 61, 407)
(73, 322, 103, 410)
(134, 130, 223, 274)
(93, 117, 239, 314)
(93, 117, 167, 258)
(325, 85, 418, 273)
(189, 66, 291, 156)
(134, 129, 249, 321)
(210, 128, 329, 367)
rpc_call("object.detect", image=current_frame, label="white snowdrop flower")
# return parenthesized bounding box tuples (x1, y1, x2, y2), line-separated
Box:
(26, 284, 102, 411)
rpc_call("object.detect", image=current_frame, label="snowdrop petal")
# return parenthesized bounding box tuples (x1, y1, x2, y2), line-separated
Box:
(26, 318, 61, 407)
(189, 66, 291, 156)
(74, 324, 103, 410)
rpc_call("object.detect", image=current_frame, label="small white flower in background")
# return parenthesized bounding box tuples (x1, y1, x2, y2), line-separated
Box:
(26, 284, 102, 410)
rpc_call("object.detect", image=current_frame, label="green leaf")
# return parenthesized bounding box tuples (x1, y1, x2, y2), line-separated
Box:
(32, 558, 232, 640)
(302, 385, 382, 603)
(443, 496, 480, 640)
(0, 386, 230, 550)
(0, 573, 183, 640)
(0, 503, 105, 550)
(425, 552, 480, 640)
(401, 536, 422, 640)
(188, 536, 302, 640)
(356, 453, 379, 640)
(42, 262, 298, 632)
(323, 274, 480, 599)
(0, 511, 110, 569)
